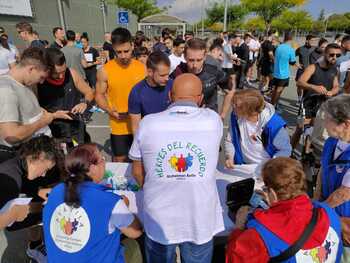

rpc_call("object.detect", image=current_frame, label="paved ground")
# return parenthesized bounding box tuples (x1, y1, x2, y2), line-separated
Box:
(0, 69, 299, 263)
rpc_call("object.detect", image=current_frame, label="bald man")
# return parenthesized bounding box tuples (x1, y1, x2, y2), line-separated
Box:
(129, 73, 224, 263)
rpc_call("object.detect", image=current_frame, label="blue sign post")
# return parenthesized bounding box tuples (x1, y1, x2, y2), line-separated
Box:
(118, 11, 129, 25)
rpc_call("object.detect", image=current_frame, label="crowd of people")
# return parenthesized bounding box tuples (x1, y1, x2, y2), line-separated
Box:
(1, 20, 350, 263)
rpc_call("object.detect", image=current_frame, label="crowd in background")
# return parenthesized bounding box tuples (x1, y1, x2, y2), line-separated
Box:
(1, 20, 350, 263)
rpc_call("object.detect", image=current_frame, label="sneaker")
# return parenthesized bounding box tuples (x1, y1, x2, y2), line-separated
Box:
(26, 243, 47, 263)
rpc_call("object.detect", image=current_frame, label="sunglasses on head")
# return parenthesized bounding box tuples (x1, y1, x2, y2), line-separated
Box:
(329, 53, 341, 58)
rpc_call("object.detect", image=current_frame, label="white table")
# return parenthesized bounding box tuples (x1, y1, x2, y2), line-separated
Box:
(102, 162, 264, 236)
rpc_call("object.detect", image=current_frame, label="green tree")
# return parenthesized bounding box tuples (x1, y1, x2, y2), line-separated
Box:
(243, 16, 266, 32)
(327, 14, 350, 31)
(206, 3, 247, 28)
(312, 20, 325, 33)
(241, 0, 307, 32)
(108, 0, 165, 22)
(271, 10, 313, 32)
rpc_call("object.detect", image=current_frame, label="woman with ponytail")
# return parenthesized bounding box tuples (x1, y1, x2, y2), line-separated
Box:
(43, 144, 142, 263)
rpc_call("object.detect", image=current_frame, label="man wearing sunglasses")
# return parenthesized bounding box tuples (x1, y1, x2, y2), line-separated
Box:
(291, 43, 341, 152)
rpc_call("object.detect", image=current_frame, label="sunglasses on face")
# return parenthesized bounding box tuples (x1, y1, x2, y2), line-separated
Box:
(329, 53, 341, 58)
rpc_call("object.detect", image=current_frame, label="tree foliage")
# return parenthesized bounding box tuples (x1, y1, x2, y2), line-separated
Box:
(108, 0, 165, 22)
(241, 0, 306, 31)
(271, 10, 313, 32)
(206, 3, 248, 27)
(243, 16, 266, 32)
(327, 14, 350, 31)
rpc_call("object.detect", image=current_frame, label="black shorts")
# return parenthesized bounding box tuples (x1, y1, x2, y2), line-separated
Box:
(222, 68, 236, 75)
(111, 134, 133, 157)
(271, 78, 289, 88)
(303, 95, 327, 119)
(260, 61, 273, 76)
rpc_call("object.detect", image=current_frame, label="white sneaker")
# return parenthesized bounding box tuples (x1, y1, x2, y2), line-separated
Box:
(26, 243, 47, 263)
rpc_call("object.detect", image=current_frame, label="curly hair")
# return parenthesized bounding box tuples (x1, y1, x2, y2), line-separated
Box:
(262, 157, 307, 201)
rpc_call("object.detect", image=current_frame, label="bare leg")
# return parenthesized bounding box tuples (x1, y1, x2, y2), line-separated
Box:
(271, 86, 284, 106)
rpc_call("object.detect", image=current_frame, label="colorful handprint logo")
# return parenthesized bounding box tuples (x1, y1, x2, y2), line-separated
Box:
(168, 153, 193, 172)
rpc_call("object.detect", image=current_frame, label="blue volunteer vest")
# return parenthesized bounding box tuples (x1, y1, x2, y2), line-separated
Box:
(321, 137, 350, 217)
(43, 182, 124, 263)
(230, 112, 287, 164)
(247, 201, 343, 263)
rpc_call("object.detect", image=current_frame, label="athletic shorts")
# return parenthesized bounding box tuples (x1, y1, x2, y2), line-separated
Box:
(223, 67, 236, 75)
(271, 77, 290, 88)
(111, 134, 133, 157)
(260, 61, 273, 76)
(303, 95, 327, 119)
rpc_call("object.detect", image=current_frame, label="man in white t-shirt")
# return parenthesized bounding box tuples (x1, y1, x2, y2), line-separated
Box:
(168, 38, 186, 73)
(129, 73, 224, 263)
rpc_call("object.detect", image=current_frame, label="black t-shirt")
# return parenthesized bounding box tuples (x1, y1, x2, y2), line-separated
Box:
(50, 41, 64, 49)
(0, 157, 24, 209)
(296, 45, 315, 68)
(170, 62, 230, 112)
(309, 49, 323, 65)
(103, 41, 115, 60)
(261, 40, 274, 64)
(237, 43, 250, 63)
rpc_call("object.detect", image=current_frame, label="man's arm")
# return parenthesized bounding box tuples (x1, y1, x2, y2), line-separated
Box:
(70, 68, 94, 101)
(132, 160, 145, 187)
(325, 186, 350, 208)
(297, 64, 327, 94)
(327, 72, 340, 97)
(344, 72, 350, 94)
(0, 110, 70, 144)
(220, 89, 234, 120)
(130, 114, 141, 135)
(80, 50, 89, 68)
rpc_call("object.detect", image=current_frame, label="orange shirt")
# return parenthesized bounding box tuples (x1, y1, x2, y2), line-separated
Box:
(104, 59, 146, 135)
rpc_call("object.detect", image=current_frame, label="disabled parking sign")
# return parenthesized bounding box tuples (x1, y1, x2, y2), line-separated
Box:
(118, 11, 129, 24)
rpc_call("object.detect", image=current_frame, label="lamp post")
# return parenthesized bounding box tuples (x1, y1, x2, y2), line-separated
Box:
(324, 13, 334, 35)
(223, 0, 228, 32)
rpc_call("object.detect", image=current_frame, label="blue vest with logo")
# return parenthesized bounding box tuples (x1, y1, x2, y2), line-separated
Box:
(230, 112, 287, 164)
(247, 201, 343, 263)
(321, 137, 350, 217)
(43, 182, 124, 263)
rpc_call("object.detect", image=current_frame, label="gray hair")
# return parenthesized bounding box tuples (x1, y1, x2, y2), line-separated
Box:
(322, 94, 350, 124)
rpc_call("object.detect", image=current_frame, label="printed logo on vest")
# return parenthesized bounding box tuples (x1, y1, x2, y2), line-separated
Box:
(295, 227, 339, 263)
(155, 141, 207, 179)
(50, 203, 91, 253)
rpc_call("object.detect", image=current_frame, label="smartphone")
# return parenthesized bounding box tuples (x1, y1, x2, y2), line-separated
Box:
(226, 178, 255, 213)
(68, 112, 81, 121)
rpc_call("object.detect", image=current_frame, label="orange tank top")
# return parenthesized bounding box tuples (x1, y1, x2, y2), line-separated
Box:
(104, 59, 146, 135)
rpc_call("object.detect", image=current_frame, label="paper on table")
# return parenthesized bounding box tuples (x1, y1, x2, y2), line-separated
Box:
(0, 197, 32, 226)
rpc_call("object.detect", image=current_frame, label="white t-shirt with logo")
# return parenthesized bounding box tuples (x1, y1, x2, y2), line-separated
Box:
(129, 102, 224, 245)
(169, 53, 186, 73)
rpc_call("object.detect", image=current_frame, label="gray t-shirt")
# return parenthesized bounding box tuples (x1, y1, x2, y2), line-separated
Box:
(61, 45, 86, 79)
(0, 75, 48, 146)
